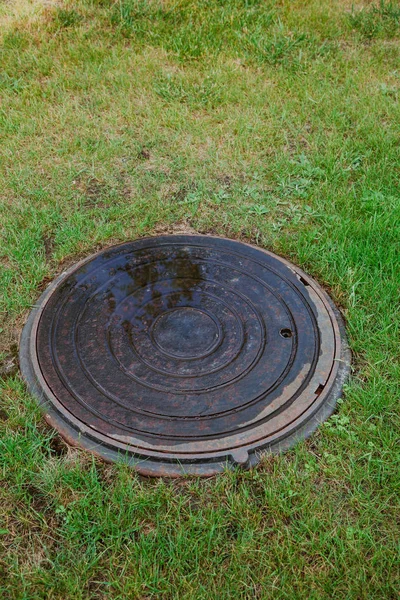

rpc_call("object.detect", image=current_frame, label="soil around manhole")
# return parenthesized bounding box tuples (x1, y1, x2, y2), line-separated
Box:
(20, 235, 350, 476)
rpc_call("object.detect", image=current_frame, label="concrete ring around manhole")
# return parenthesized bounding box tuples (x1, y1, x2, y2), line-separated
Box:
(20, 235, 351, 476)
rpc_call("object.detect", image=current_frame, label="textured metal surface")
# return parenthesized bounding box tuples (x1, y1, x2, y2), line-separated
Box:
(20, 235, 350, 476)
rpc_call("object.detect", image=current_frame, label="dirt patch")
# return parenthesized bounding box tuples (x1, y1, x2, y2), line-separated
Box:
(96, 463, 118, 486)
(23, 483, 48, 513)
(0, 408, 9, 421)
(0, 311, 27, 357)
(72, 176, 112, 208)
(193, 220, 268, 249)
(217, 174, 234, 188)
(137, 147, 151, 160)
(151, 220, 198, 236)
(0, 343, 19, 380)
(48, 434, 68, 457)
(86, 579, 109, 600)
(169, 183, 198, 203)
(43, 234, 55, 262)
(0, 255, 12, 270)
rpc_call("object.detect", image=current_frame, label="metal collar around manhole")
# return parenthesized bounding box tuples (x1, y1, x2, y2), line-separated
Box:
(20, 235, 350, 476)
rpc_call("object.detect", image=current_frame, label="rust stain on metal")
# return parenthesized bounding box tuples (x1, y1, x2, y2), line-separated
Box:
(19, 235, 350, 476)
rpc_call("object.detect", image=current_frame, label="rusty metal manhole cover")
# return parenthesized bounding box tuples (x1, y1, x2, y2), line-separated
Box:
(20, 235, 350, 476)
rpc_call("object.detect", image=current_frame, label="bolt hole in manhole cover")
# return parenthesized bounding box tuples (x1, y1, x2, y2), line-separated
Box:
(20, 236, 350, 476)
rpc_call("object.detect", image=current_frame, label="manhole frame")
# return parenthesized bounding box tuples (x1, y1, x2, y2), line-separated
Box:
(20, 235, 351, 477)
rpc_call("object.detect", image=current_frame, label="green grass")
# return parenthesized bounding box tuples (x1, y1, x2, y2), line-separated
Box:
(0, 0, 399, 597)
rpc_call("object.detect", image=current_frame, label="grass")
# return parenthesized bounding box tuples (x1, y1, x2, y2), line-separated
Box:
(0, 0, 399, 597)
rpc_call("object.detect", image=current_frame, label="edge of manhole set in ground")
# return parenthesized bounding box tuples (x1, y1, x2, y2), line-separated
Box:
(20, 235, 351, 477)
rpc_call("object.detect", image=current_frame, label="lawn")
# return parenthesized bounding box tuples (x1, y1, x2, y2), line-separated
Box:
(0, 0, 399, 597)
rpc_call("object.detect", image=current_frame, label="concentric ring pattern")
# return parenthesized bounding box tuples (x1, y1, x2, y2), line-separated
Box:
(20, 235, 350, 476)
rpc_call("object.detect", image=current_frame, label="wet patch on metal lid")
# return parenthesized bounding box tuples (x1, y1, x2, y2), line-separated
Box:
(20, 235, 350, 476)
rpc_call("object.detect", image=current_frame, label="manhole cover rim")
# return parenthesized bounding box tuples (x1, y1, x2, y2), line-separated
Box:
(20, 234, 351, 476)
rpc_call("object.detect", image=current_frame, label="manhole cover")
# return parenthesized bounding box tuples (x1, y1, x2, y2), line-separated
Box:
(20, 235, 350, 476)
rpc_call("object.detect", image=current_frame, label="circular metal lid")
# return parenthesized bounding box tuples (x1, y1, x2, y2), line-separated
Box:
(20, 235, 350, 476)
